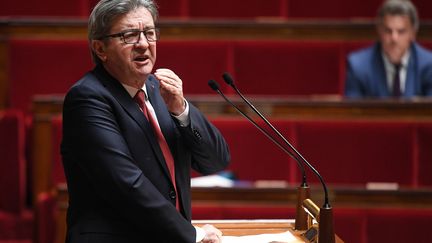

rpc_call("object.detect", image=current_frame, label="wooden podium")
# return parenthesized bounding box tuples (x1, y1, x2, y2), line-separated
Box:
(194, 219, 298, 237)
(55, 184, 343, 243)
(193, 219, 344, 242)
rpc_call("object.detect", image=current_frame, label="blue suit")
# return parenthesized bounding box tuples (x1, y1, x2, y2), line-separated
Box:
(345, 42, 432, 98)
(61, 64, 230, 243)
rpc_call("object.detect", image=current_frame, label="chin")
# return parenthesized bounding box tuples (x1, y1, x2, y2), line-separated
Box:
(384, 50, 403, 63)
(389, 55, 404, 63)
(136, 68, 153, 77)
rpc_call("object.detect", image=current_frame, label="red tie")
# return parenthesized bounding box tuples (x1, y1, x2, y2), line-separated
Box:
(134, 90, 179, 210)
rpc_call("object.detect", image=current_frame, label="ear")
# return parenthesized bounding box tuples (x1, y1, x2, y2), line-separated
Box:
(91, 40, 108, 62)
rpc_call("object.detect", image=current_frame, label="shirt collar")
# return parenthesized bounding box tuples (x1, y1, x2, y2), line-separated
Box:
(122, 83, 148, 100)
(382, 49, 410, 70)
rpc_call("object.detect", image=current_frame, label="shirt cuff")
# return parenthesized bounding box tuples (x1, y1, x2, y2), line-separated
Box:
(195, 226, 205, 242)
(171, 99, 190, 127)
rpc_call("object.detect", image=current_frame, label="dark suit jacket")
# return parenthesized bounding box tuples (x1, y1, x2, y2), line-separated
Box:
(344, 42, 432, 98)
(61, 64, 230, 243)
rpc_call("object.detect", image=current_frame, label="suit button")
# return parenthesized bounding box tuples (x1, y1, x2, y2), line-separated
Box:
(193, 129, 202, 140)
(169, 190, 176, 199)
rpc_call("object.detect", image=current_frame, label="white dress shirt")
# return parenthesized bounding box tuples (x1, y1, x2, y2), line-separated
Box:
(121, 83, 190, 127)
(382, 51, 410, 94)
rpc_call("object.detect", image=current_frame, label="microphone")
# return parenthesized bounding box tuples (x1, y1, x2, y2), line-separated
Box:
(208, 79, 310, 231)
(208, 80, 303, 168)
(221, 72, 334, 242)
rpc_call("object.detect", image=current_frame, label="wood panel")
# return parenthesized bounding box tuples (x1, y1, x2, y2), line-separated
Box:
(1, 18, 432, 41)
(55, 183, 427, 243)
(0, 39, 7, 109)
(187, 95, 432, 120)
(191, 186, 432, 209)
(32, 94, 432, 119)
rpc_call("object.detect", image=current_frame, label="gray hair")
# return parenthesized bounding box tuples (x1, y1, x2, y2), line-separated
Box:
(377, 0, 419, 31)
(88, 0, 159, 64)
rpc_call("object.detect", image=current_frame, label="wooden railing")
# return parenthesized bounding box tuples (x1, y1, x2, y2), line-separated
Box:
(30, 94, 432, 203)
(1, 18, 432, 41)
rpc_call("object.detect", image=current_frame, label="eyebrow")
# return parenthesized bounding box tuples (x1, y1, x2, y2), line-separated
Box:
(119, 26, 156, 32)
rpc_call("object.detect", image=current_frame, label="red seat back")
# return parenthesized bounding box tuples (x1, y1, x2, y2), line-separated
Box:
(8, 39, 93, 113)
(0, 110, 27, 213)
(189, 0, 285, 19)
(156, 40, 232, 95)
(294, 120, 415, 185)
(232, 41, 342, 95)
(210, 117, 297, 182)
(417, 123, 432, 186)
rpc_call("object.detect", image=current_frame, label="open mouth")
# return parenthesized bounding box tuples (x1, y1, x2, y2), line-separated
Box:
(134, 56, 148, 62)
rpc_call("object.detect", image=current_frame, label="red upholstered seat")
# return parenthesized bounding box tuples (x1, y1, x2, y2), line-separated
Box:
(221, 205, 296, 220)
(414, 1, 432, 20)
(8, 39, 93, 113)
(210, 117, 297, 183)
(6, 39, 354, 106)
(417, 123, 432, 186)
(367, 208, 432, 243)
(420, 41, 432, 52)
(191, 204, 224, 220)
(192, 204, 296, 220)
(232, 41, 342, 95)
(0, 110, 27, 214)
(0, 0, 89, 17)
(287, 0, 381, 19)
(293, 120, 415, 186)
(157, 0, 187, 18)
(156, 41, 232, 95)
(0, 210, 33, 241)
(0, 109, 33, 240)
(342, 41, 376, 58)
(3, 0, 432, 20)
(188, 0, 285, 19)
(333, 208, 367, 243)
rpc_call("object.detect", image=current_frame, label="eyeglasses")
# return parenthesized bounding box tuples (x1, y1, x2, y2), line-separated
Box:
(102, 28, 160, 44)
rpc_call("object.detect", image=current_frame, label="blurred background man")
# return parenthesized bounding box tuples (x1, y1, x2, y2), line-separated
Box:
(345, 0, 432, 98)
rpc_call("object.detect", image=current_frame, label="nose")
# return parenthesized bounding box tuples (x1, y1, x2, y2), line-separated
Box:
(390, 30, 400, 42)
(136, 31, 150, 47)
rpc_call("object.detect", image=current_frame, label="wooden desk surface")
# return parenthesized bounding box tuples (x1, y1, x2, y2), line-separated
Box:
(193, 219, 297, 236)
(190, 184, 432, 209)
(31, 94, 432, 119)
(187, 95, 432, 120)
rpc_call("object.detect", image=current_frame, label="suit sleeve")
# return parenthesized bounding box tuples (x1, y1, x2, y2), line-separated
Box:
(420, 59, 432, 96)
(344, 56, 365, 98)
(177, 102, 230, 175)
(62, 85, 196, 242)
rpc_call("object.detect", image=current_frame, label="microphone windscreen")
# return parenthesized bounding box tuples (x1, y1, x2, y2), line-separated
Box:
(222, 72, 234, 85)
(208, 79, 220, 91)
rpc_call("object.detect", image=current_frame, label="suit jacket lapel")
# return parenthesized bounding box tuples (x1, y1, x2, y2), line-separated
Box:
(404, 46, 417, 97)
(146, 77, 182, 200)
(374, 45, 391, 96)
(94, 65, 170, 175)
(146, 77, 178, 153)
